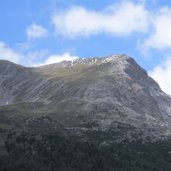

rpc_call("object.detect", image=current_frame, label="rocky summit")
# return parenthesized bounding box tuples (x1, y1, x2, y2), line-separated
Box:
(0, 54, 171, 142)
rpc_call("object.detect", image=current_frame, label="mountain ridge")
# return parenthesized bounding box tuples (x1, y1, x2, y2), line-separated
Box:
(0, 54, 171, 142)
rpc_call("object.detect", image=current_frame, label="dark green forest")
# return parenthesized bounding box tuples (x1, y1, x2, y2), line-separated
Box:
(0, 131, 171, 171)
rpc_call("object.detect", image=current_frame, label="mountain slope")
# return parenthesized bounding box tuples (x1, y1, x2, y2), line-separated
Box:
(0, 54, 171, 141)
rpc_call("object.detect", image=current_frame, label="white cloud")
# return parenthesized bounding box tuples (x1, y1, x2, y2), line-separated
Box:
(149, 58, 171, 95)
(143, 7, 171, 49)
(35, 52, 79, 66)
(26, 24, 48, 39)
(52, 1, 149, 38)
(0, 41, 78, 67)
(0, 42, 21, 63)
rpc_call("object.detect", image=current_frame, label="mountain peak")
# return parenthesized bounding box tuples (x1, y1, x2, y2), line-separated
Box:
(72, 53, 130, 65)
(104, 53, 129, 61)
(37, 54, 131, 70)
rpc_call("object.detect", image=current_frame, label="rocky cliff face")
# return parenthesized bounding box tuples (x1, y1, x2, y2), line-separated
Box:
(0, 54, 171, 141)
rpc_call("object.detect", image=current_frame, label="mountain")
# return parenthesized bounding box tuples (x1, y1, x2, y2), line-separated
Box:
(1, 54, 171, 171)
(0, 54, 171, 142)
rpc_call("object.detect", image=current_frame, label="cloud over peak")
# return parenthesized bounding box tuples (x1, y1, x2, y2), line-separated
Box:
(52, 1, 149, 38)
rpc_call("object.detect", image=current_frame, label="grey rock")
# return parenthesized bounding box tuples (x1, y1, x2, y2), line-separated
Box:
(0, 54, 171, 141)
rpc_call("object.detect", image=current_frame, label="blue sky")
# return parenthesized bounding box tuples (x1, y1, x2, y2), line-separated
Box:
(0, 0, 171, 94)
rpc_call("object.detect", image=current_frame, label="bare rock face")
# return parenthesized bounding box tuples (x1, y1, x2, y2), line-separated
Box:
(0, 54, 171, 141)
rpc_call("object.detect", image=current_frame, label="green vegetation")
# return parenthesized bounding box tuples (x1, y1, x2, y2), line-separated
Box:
(35, 62, 112, 83)
(0, 131, 171, 171)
